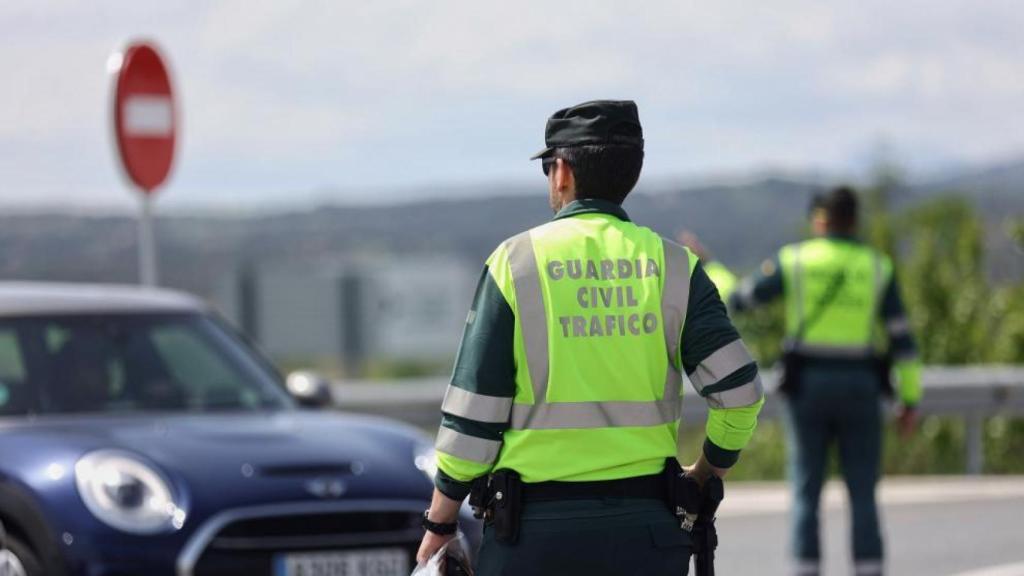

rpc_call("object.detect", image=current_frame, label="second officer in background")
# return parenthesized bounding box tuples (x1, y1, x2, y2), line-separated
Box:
(730, 186, 922, 576)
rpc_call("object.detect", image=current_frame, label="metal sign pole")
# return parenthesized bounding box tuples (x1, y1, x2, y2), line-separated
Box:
(138, 192, 158, 286)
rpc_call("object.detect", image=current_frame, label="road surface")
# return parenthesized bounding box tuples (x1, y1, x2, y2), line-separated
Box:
(716, 477, 1024, 575)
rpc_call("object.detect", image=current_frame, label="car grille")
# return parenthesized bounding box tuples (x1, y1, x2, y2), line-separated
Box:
(189, 509, 422, 576)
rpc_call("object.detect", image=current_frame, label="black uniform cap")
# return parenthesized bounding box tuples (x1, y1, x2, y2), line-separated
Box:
(530, 100, 644, 160)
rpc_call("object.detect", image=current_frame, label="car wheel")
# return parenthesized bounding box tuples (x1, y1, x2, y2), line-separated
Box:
(0, 534, 41, 576)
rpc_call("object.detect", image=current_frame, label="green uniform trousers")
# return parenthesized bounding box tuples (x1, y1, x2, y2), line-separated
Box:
(475, 498, 692, 576)
(784, 364, 884, 574)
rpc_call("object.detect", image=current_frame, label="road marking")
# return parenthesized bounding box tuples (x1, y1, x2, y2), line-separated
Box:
(719, 478, 1024, 518)
(950, 562, 1024, 576)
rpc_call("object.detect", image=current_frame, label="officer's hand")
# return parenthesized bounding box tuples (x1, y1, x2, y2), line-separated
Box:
(897, 406, 918, 438)
(683, 453, 728, 490)
(416, 530, 455, 566)
(417, 490, 461, 565)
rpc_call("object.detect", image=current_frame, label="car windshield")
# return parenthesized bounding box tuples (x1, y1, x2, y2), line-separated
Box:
(0, 312, 293, 416)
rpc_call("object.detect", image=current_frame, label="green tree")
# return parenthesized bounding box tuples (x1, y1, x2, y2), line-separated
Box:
(897, 198, 994, 363)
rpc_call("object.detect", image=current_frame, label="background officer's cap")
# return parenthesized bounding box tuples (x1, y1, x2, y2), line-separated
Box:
(530, 100, 644, 160)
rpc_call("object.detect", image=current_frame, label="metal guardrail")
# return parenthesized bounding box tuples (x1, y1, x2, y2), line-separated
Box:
(332, 366, 1024, 475)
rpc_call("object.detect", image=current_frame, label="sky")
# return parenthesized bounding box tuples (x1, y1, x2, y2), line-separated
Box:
(1, 0, 1023, 211)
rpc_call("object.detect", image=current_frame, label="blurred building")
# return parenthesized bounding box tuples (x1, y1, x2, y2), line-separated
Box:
(213, 257, 476, 377)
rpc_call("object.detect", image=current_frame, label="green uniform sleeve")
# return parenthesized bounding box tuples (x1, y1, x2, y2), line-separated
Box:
(681, 263, 765, 469)
(434, 258, 516, 501)
(704, 398, 766, 468)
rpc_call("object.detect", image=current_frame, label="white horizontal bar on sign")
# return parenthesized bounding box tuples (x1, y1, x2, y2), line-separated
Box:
(123, 95, 173, 137)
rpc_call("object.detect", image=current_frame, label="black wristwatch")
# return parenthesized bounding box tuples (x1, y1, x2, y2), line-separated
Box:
(422, 510, 458, 535)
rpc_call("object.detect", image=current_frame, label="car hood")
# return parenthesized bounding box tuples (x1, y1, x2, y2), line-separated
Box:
(1, 410, 434, 512)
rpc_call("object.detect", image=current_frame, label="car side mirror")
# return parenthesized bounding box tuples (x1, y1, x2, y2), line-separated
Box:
(285, 371, 334, 409)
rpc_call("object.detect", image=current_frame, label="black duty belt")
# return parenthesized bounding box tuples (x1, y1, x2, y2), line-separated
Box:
(521, 472, 666, 503)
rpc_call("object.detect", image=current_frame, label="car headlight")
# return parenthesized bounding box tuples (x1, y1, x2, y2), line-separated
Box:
(414, 443, 438, 481)
(75, 450, 186, 534)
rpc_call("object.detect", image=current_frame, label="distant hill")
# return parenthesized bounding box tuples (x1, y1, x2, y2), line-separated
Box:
(1, 160, 1021, 298)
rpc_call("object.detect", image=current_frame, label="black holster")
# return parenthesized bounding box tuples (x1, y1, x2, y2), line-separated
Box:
(663, 458, 723, 576)
(473, 469, 523, 544)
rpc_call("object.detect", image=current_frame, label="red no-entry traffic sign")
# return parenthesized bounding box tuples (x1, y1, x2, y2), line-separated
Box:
(112, 42, 176, 194)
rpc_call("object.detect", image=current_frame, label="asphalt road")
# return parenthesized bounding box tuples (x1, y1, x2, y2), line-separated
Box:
(714, 477, 1024, 576)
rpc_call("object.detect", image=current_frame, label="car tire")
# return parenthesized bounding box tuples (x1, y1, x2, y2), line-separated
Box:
(0, 534, 42, 576)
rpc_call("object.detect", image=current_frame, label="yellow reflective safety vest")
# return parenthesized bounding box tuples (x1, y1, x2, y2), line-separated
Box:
(483, 212, 699, 483)
(779, 237, 892, 357)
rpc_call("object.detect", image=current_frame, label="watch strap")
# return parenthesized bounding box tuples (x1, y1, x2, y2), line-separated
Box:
(422, 510, 458, 536)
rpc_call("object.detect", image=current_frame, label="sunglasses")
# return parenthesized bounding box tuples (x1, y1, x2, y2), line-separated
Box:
(542, 157, 562, 176)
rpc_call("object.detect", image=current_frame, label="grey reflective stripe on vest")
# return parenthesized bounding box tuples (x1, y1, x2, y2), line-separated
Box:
(505, 233, 690, 431)
(505, 231, 549, 406)
(441, 386, 513, 423)
(870, 252, 884, 336)
(509, 397, 682, 430)
(705, 374, 764, 409)
(872, 252, 884, 297)
(792, 244, 805, 327)
(435, 427, 502, 464)
(660, 240, 691, 402)
(688, 339, 754, 392)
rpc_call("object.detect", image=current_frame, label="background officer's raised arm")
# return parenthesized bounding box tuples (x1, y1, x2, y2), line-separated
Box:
(682, 261, 765, 470)
(729, 257, 784, 313)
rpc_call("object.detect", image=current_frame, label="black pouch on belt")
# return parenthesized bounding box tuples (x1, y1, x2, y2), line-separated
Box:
(489, 469, 522, 544)
(662, 457, 684, 515)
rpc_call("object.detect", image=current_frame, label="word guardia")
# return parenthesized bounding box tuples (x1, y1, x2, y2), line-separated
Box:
(547, 257, 661, 338)
(547, 258, 661, 281)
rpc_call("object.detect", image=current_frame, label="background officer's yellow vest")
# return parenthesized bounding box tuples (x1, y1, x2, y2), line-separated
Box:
(486, 213, 698, 483)
(779, 238, 892, 356)
(704, 261, 738, 301)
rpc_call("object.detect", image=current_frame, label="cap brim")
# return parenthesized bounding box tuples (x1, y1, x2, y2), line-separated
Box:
(529, 147, 553, 160)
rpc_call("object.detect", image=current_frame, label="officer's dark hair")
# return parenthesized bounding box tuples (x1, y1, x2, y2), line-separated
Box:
(807, 192, 826, 216)
(823, 185, 858, 232)
(553, 145, 644, 205)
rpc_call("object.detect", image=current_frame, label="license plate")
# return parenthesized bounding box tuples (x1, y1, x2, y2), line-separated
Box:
(274, 549, 409, 576)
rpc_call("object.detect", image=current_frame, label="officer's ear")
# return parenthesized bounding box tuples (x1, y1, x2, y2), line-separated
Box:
(553, 158, 575, 194)
(810, 208, 829, 236)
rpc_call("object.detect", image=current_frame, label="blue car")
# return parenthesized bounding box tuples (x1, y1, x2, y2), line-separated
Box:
(0, 282, 473, 576)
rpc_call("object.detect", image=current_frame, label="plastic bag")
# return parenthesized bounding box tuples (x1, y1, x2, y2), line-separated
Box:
(410, 531, 473, 576)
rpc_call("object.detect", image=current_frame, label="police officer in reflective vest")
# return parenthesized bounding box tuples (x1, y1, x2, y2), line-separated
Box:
(415, 100, 765, 575)
(679, 231, 739, 302)
(730, 187, 922, 576)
